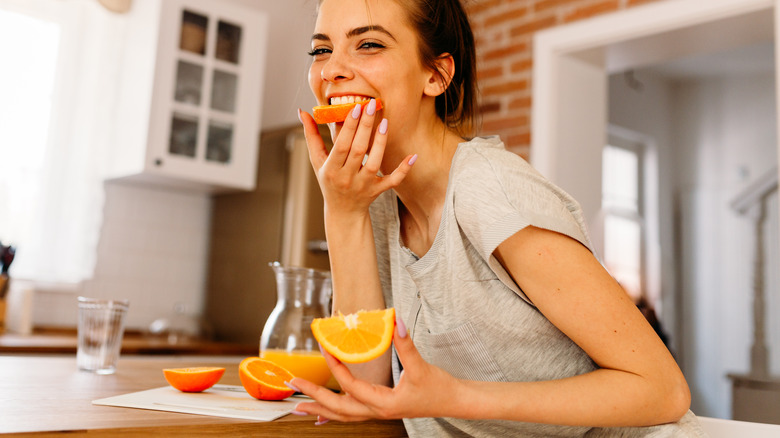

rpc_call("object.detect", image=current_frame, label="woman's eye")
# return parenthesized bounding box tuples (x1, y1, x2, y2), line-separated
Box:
(359, 41, 385, 50)
(307, 47, 331, 57)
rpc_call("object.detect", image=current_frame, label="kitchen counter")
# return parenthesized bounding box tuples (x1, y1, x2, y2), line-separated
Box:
(0, 327, 258, 355)
(0, 355, 408, 436)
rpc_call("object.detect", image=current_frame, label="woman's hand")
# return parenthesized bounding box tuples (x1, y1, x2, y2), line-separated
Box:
(298, 99, 416, 216)
(287, 318, 461, 424)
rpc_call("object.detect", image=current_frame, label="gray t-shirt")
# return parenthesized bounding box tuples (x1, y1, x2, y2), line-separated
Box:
(369, 136, 706, 437)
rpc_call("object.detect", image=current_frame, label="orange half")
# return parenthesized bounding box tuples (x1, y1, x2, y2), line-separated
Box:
(311, 308, 395, 363)
(312, 99, 383, 124)
(163, 367, 225, 393)
(238, 357, 295, 401)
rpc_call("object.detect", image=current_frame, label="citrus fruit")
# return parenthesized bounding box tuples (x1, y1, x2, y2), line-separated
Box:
(312, 99, 383, 124)
(238, 357, 296, 400)
(311, 308, 395, 364)
(162, 367, 225, 393)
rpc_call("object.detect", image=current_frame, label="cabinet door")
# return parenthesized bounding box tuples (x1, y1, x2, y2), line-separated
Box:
(148, 0, 266, 191)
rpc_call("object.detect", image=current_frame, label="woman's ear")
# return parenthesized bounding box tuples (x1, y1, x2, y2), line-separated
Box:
(424, 53, 455, 97)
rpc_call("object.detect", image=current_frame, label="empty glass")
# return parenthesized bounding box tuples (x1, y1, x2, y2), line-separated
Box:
(77, 297, 129, 374)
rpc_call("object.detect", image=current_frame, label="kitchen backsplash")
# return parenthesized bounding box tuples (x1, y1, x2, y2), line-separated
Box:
(31, 181, 212, 331)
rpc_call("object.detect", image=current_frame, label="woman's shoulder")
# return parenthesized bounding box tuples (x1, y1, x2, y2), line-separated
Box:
(451, 136, 551, 203)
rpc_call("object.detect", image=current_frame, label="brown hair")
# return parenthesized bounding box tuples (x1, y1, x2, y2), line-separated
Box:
(402, 0, 478, 137)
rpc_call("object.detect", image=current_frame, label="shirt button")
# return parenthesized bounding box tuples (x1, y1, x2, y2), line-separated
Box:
(417, 291, 421, 298)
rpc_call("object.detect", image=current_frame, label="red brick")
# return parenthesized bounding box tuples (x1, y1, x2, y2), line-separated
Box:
(465, 0, 502, 17)
(509, 15, 557, 38)
(482, 79, 529, 96)
(481, 114, 530, 132)
(533, 0, 582, 13)
(510, 57, 534, 73)
(627, 0, 664, 5)
(564, 0, 620, 23)
(478, 65, 504, 81)
(508, 96, 532, 111)
(481, 42, 529, 62)
(484, 6, 529, 28)
(507, 131, 531, 147)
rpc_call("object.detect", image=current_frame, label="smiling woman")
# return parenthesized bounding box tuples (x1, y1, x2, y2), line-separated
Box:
(0, 0, 125, 283)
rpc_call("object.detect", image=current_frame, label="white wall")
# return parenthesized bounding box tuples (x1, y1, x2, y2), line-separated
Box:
(609, 69, 779, 419)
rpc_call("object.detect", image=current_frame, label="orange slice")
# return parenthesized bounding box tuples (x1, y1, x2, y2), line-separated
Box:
(163, 367, 225, 393)
(311, 308, 395, 363)
(238, 357, 296, 400)
(312, 99, 383, 124)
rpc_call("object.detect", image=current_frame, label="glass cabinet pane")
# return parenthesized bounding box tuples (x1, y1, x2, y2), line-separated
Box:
(174, 60, 203, 105)
(206, 121, 233, 163)
(210, 70, 237, 113)
(216, 20, 241, 64)
(179, 10, 208, 55)
(170, 114, 199, 157)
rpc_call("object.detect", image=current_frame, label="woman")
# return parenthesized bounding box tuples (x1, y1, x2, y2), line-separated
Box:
(289, 0, 705, 436)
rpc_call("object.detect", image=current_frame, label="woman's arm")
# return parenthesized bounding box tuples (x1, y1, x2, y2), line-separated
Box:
(298, 103, 413, 384)
(290, 225, 690, 427)
(455, 225, 691, 426)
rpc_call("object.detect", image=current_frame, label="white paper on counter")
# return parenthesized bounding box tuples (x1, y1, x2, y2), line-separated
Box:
(92, 384, 301, 421)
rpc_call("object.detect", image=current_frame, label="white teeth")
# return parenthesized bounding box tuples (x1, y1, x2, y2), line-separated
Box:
(330, 95, 370, 105)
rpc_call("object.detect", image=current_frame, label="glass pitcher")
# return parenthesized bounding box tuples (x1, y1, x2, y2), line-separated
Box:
(260, 262, 333, 386)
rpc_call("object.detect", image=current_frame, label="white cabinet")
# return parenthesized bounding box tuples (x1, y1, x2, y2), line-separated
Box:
(108, 0, 267, 192)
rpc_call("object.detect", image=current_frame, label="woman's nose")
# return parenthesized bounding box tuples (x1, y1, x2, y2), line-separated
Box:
(320, 52, 353, 82)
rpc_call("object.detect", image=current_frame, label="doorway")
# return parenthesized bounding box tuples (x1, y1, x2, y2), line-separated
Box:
(532, 0, 778, 420)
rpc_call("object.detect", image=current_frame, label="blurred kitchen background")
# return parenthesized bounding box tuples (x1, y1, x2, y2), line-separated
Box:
(1, 0, 779, 424)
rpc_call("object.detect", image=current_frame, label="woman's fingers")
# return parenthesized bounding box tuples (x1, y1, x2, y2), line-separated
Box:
(391, 316, 426, 379)
(362, 118, 388, 174)
(298, 109, 328, 170)
(344, 99, 379, 172)
(324, 103, 362, 169)
(376, 153, 417, 192)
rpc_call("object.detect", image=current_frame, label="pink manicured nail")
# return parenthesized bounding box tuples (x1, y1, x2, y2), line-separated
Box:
(408, 154, 418, 166)
(290, 410, 308, 416)
(351, 103, 362, 119)
(284, 381, 301, 393)
(297, 108, 303, 124)
(366, 98, 377, 115)
(379, 118, 388, 135)
(396, 316, 407, 338)
(315, 418, 330, 426)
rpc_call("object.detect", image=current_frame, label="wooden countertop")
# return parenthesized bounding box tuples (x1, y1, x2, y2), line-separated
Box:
(0, 355, 407, 436)
(0, 327, 259, 355)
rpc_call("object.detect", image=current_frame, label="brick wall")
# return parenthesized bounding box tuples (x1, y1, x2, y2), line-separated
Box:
(466, 0, 666, 158)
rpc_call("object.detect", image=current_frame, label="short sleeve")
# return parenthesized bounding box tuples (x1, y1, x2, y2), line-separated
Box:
(452, 140, 593, 303)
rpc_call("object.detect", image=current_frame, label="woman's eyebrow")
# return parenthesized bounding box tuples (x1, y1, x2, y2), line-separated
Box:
(311, 25, 397, 43)
(347, 25, 396, 41)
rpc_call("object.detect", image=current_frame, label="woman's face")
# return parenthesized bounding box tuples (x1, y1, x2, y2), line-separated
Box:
(308, 0, 432, 138)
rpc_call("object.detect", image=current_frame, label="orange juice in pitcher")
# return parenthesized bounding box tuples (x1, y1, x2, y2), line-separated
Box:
(260, 263, 335, 388)
(260, 349, 331, 386)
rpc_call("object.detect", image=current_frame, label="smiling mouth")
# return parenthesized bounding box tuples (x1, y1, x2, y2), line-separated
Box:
(329, 95, 373, 105)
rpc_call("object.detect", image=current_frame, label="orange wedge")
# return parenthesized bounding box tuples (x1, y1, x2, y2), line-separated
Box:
(163, 367, 225, 393)
(311, 308, 395, 363)
(238, 357, 295, 400)
(312, 99, 383, 124)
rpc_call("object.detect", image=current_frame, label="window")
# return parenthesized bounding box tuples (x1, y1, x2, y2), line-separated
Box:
(0, 0, 120, 283)
(602, 136, 644, 300)
(0, 8, 61, 279)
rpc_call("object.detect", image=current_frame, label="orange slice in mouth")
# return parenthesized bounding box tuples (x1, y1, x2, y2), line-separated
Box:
(312, 99, 383, 124)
